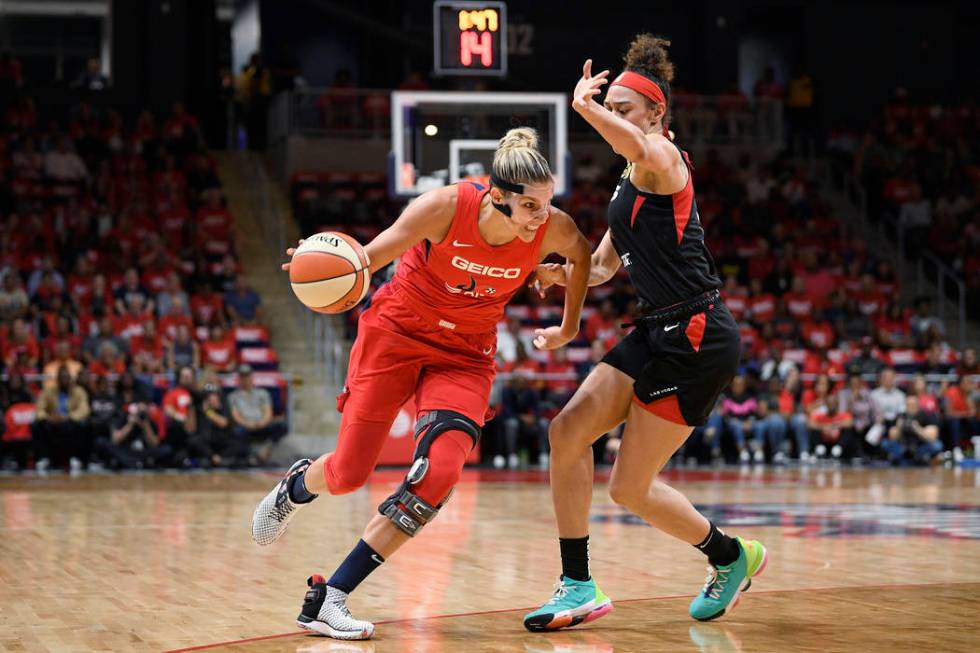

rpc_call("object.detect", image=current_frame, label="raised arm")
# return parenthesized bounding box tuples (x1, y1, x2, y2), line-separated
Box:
(572, 59, 679, 174)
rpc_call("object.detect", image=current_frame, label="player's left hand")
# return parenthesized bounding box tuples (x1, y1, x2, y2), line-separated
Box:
(533, 326, 576, 350)
(280, 238, 306, 272)
(572, 59, 609, 112)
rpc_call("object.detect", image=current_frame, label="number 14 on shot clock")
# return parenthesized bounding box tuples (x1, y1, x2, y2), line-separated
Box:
(433, 1, 508, 77)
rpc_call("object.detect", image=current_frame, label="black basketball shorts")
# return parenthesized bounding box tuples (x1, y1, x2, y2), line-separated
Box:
(602, 302, 740, 427)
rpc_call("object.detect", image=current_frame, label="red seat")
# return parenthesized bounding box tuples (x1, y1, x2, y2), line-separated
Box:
(234, 325, 270, 347)
(239, 346, 279, 370)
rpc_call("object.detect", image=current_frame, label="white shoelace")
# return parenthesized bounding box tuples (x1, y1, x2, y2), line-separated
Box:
(701, 566, 730, 600)
(546, 580, 569, 605)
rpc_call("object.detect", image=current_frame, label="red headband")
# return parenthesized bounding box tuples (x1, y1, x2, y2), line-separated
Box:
(610, 71, 670, 136)
(611, 71, 666, 106)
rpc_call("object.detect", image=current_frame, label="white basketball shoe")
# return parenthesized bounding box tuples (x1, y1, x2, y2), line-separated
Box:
(297, 575, 375, 640)
(251, 458, 314, 546)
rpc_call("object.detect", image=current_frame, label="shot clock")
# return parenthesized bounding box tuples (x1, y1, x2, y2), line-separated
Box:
(433, 1, 507, 76)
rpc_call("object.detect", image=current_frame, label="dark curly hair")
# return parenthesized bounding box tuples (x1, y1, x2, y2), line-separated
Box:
(623, 33, 674, 122)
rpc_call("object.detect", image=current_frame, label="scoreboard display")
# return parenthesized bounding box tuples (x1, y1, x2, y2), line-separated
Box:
(433, 1, 507, 76)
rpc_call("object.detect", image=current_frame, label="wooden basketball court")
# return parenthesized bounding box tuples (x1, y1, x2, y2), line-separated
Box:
(3, 467, 978, 652)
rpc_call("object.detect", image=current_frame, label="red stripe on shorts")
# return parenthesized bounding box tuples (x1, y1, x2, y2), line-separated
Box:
(685, 311, 706, 352)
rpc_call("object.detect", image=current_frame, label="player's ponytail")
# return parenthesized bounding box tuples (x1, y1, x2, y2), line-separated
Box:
(491, 127, 552, 191)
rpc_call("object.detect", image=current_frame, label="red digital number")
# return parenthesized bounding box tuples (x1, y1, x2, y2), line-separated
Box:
(460, 31, 493, 67)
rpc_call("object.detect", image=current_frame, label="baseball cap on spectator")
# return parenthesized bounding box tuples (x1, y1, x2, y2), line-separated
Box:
(238, 363, 253, 376)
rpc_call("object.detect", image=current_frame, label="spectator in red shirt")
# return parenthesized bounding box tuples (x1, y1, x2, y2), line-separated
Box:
(191, 284, 224, 326)
(67, 257, 96, 306)
(195, 190, 233, 243)
(130, 320, 165, 373)
(42, 315, 82, 363)
(875, 302, 911, 349)
(807, 393, 855, 460)
(202, 324, 237, 372)
(854, 274, 886, 317)
(89, 342, 126, 377)
(159, 297, 194, 340)
(943, 376, 977, 456)
(116, 298, 152, 340)
(3, 318, 38, 369)
(584, 299, 618, 344)
(910, 374, 940, 415)
(140, 249, 174, 295)
(783, 276, 815, 320)
(721, 275, 748, 321)
(747, 278, 775, 325)
(162, 365, 198, 464)
(802, 310, 836, 351)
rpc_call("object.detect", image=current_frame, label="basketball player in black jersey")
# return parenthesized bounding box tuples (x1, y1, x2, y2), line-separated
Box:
(524, 35, 768, 631)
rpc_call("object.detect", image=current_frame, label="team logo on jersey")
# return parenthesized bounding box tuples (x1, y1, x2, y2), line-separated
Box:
(445, 276, 476, 294)
(620, 252, 632, 267)
(444, 276, 495, 298)
(450, 256, 521, 279)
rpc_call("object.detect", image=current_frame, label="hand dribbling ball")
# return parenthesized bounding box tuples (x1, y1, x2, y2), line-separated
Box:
(288, 232, 371, 314)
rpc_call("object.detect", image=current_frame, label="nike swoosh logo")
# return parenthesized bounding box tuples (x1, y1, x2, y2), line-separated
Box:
(664, 323, 679, 332)
(482, 346, 494, 355)
(452, 240, 473, 247)
(371, 554, 384, 564)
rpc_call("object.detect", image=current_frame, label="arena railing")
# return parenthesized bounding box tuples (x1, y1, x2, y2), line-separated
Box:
(271, 88, 784, 147)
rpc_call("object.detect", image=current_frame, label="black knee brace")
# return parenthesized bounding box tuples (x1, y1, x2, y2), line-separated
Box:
(378, 410, 481, 536)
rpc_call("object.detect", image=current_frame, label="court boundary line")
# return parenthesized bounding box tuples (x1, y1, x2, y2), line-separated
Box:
(162, 579, 980, 652)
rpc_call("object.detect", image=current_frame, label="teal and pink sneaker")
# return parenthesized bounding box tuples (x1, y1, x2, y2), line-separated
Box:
(689, 537, 768, 621)
(523, 576, 613, 632)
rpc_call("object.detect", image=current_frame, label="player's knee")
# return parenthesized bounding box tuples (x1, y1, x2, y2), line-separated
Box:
(608, 477, 645, 511)
(413, 461, 461, 506)
(548, 412, 573, 449)
(549, 410, 588, 455)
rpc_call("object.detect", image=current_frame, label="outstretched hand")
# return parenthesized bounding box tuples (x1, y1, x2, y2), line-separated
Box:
(527, 263, 567, 299)
(572, 59, 609, 112)
(533, 326, 575, 351)
(280, 238, 305, 272)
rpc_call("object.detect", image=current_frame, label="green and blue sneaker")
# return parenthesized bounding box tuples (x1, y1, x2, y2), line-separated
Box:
(689, 537, 768, 622)
(523, 576, 613, 632)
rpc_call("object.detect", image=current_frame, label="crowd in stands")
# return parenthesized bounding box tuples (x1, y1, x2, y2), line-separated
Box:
(293, 139, 979, 470)
(0, 88, 288, 473)
(827, 90, 980, 317)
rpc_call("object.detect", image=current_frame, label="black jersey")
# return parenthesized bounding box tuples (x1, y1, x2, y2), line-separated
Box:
(607, 152, 721, 310)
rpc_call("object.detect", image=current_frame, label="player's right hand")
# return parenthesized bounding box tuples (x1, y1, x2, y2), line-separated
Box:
(528, 263, 567, 297)
(280, 238, 305, 272)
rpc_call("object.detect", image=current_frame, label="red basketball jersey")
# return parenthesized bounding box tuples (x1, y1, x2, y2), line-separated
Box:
(390, 182, 549, 333)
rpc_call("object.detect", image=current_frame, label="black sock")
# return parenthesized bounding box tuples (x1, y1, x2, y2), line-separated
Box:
(694, 522, 740, 567)
(288, 470, 317, 504)
(328, 539, 385, 594)
(559, 536, 590, 582)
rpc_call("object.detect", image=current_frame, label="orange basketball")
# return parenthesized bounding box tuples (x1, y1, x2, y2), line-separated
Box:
(288, 232, 371, 314)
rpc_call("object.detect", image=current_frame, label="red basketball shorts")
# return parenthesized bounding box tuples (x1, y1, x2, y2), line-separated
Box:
(323, 289, 497, 494)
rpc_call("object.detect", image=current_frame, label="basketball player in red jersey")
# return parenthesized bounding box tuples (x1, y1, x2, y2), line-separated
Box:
(524, 36, 768, 631)
(251, 128, 591, 640)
